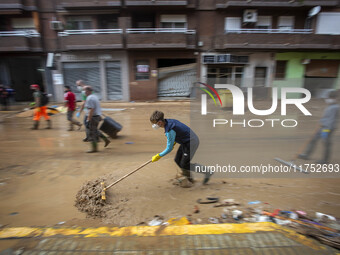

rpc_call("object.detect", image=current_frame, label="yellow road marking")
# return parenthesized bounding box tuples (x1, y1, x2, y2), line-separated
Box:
(0, 223, 325, 251)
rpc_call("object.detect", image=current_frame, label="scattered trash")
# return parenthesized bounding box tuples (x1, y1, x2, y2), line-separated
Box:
(316, 212, 336, 222)
(208, 217, 219, 224)
(256, 215, 270, 222)
(193, 206, 200, 214)
(167, 217, 190, 226)
(296, 210, 307, 217)
(214, 198, 239, 207)
(221, 213, 228, 219)
(148, 215, 164, 226)
(280, 211, 298, 220)
(273, 218, 291, 225)
(248, 200, 261, 205)
(9, 212, 18, 216)
(57, 221, 65, 225)
(125, 142, 134, 144)
(232, 210, 243, 220)
(197, 197, 219, 204)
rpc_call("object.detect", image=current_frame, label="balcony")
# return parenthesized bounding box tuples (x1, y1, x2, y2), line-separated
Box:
(58, 29, 124, 50)
(125, 0, 196, 7)
(0, 31, 42, 52)
(214, 29, 340, 50)
(216, 0, 339, 8)
(0, 0, 37, 13)
(56, 0, 122, 9)
(126, 28, 196, 49)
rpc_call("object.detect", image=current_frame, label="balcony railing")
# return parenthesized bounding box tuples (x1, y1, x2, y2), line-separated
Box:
(126, 28, 196, 49)
(57, 0, 121, 8)
(0, 0, 37, 11)
(216, 0, 339, 8)
(125, 0, 195, 7)
(225, 28, 313, 34)
(58, 29, 124, 50)
(0, 30, 42, 52)
(214, 32, 340, 50)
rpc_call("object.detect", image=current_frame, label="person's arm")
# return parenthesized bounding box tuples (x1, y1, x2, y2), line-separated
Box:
(159, 130, 176, 157)
(152, 130, 176, 162)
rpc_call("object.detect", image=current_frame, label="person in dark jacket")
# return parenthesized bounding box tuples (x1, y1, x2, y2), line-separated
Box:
(150, 110, 213, 185)
(299, 90, 339, 164)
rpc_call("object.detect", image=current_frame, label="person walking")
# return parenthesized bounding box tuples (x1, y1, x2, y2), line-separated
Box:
(30, 84, 51, 130)
(84, 86, 110, 153)
(64, 86, 82, 131)
(298, 90, 339, 164)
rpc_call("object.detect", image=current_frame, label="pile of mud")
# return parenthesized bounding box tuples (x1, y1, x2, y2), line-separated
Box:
(75, 177, 112, 217)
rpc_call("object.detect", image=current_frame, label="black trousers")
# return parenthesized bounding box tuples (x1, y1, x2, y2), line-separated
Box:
(174, 133, 199, 171)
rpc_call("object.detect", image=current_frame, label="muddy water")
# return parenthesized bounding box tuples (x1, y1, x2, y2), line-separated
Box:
(0, 101, 339, 227)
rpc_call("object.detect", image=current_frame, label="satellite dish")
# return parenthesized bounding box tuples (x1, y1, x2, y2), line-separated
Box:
(308, 6, 321, 17)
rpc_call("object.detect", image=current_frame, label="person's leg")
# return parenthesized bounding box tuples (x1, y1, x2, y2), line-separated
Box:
(87, 116, 100, 153)
(83, 115, 89, 141)
(299, 129, 321, 159)
(32, 108, 41, 129)
(41, 106, 51, 129)
(98, 131, 111, 147)
(319, 130, 333, 164)
(67, 110, 73, 131)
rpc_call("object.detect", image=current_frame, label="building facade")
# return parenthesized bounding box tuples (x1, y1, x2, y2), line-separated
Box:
(0, 0, 339, 102)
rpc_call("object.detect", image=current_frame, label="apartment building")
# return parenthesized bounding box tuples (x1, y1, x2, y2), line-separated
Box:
(0, 0, 339, 102)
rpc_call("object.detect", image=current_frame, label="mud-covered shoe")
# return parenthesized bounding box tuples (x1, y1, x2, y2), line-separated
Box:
(298, 154, 309, 160)
(202, 172, 214, 185)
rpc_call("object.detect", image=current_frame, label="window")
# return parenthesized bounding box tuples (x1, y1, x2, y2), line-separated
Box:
(256, 16, 271, 29)
(278, 16, 294, 31)
(316, 12, 340, 35)
(66, 16, 92, 30)
(225, 17, 241, 32)
(98, 15, 118, 29)
(207, 66, 244, 86)
(275, 61, 287, 80)
(160, 15, 187, 29)
(254, 67, 267, 87)
(11, 18, 36, 31)
(135, 60, 150, 80)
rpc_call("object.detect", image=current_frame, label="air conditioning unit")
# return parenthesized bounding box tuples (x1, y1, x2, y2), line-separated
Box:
(50, 21, 63, 31)
(243, 9, 257, 23)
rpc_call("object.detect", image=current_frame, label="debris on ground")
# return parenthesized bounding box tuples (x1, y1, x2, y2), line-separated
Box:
(75, 177, 110, 217)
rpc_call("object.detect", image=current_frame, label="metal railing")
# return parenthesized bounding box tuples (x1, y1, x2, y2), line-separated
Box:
(225, 28, 313, 34)
(126, 28, 196, 34)
(0, 30, 40, 37)
(58, 29, 123, 36)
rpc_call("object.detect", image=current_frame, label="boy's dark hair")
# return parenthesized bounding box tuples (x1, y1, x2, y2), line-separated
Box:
(150, 110, 164, 122)
(65, 86, 70, 90)
(329, 90, 338, 99)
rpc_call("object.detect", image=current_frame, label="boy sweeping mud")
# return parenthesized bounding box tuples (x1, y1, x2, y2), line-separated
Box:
(150, 110, 213, 186)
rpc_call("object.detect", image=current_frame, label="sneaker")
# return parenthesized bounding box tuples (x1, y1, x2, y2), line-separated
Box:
(298, 154, 309, 160)
(83, 138, 89, 142)
(104, 139, 111, 148)
(202, 172, 214, 185)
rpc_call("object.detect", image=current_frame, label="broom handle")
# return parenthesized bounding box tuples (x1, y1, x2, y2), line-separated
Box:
(105, 160, 152, 190)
